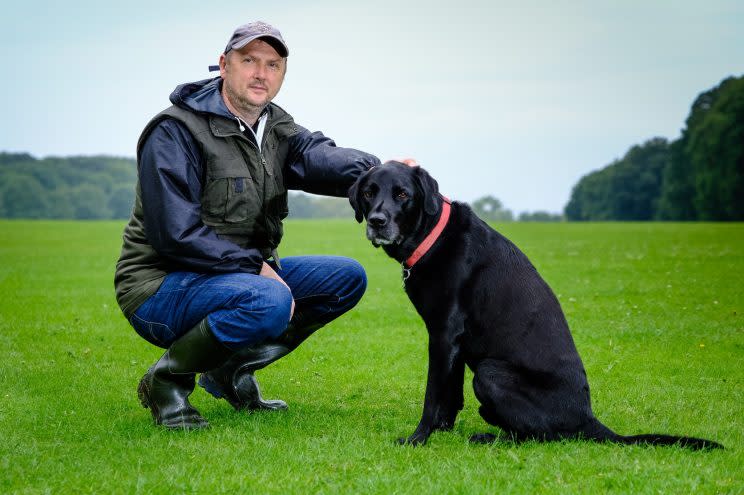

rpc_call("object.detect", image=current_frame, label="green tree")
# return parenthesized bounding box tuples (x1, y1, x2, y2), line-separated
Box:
(108, 185, 136, 219)
(686, 77, 744, 220)
(0, 152, 34, 165)
(565, 138, 669, 221)
(565, 168, 611, 220)
(616, 138, 669, 220)
(656, 138, 696, 220)
(569, 75, 744, 221)
(471, 195, 513, 222)
(657, 76, 744, 220)
(67, 184, 111, 219)
(0, 153, 140, 219)
(47, 189, 76, 219)
(287, 192, 350, 219)
(518, 211, 562, 222)
(0, 174, 51, 219)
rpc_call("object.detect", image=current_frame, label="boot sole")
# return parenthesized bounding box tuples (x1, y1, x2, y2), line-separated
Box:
(198, 373, 288, 412)
(137, 377, 152, 410)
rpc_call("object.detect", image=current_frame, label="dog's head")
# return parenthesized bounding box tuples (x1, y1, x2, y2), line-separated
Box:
(348, 161, 440, 247)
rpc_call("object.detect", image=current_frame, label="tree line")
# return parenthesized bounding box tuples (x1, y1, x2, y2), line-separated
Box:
(565, 75, 744, 221)
(4, 74, 739, 223)
(0, 153, 137, 220)
(0, 152, 555, 222)
(0, 152, 351, 220)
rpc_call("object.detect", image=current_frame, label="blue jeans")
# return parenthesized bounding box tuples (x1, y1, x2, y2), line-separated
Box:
(129, 256, 367, 349)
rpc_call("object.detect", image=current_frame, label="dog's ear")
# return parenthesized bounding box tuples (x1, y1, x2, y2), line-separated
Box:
(413, 166, 440, 215)
(348, 172, 367, 223)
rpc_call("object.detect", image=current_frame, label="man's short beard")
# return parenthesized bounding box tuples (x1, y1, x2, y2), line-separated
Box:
(224, 82, 265, 118)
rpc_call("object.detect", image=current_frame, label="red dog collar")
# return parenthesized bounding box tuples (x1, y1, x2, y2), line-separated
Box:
(404, 196, 451, 270)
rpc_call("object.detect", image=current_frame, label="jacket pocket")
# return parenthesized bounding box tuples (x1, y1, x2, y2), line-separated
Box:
(202, 175, 260, 224)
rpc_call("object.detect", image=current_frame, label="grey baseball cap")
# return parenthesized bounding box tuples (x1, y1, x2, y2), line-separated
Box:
(224, 21, 289, 57)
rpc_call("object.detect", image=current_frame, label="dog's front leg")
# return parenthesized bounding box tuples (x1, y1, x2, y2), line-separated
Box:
(399, 325, 465, 446)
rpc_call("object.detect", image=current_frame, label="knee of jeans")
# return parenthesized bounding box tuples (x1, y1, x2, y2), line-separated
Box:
(343, 259, 367, 306)
(255, 281, 293, 339)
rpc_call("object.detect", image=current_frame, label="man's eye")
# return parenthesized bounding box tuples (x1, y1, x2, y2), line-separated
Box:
(396, 191, 409, 200)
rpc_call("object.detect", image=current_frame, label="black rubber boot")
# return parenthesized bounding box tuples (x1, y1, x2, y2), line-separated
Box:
(137, 319, 233, 429)
(198, 317, 323, 411)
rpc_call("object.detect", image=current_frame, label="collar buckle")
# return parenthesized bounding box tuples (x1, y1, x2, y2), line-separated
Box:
(401, 264, 412, 287)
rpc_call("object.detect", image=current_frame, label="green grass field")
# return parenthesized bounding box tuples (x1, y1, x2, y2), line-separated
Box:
(0, 219, 742, 494)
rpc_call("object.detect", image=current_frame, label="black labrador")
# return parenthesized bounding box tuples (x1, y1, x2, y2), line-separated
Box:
(349, 161, 721, 449)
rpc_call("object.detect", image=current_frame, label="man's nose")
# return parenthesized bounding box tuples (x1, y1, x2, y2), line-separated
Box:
(368, 212, 387, 229)
(253, 63, 267, 79)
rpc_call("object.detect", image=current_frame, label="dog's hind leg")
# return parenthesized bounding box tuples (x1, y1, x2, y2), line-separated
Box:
(472, 359, 555, 440)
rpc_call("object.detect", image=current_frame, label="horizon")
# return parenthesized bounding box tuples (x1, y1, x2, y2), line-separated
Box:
(1, 1, 742, 214)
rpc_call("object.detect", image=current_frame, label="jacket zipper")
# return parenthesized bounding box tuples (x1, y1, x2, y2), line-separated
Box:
(232, 114, 284, 266)
(232, 114, 282, 175)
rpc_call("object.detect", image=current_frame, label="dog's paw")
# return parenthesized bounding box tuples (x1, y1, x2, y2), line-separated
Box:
(396, 433, 428, 446)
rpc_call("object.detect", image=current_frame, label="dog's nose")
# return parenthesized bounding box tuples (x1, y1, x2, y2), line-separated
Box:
(368, 213, 387, 229)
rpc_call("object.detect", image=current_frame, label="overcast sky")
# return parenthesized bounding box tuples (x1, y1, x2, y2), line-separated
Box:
(1, 0, 742, 213)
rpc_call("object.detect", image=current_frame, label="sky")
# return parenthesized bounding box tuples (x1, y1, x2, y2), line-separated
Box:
(1, 0, 742, 214)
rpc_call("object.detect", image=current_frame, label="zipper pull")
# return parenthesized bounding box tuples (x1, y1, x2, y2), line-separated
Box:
(261, 155, 273, 176)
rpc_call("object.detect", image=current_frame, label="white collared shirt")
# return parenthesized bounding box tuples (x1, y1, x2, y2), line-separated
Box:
(234, 111, 268, 148)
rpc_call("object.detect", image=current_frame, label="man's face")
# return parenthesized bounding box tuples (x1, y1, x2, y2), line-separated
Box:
(220, 39, 286, 113)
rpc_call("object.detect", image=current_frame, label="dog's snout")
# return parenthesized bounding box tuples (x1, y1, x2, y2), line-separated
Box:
(368, 213, 387, 229)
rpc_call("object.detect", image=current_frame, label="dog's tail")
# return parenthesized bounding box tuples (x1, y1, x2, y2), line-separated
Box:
(583, 419, 723, 450)
(613, 433, 723, 450)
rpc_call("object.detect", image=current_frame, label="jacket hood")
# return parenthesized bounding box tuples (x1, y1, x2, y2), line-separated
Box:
(169, 77, 234, 119)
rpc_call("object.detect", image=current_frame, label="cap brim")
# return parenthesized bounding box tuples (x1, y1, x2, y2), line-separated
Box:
(230, 35, 288, 57)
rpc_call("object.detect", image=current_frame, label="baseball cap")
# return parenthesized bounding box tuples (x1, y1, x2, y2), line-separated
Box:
(224, 21, 289, 57)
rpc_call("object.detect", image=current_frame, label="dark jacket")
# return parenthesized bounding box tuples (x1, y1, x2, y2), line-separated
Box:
(114, 77, 380, 318)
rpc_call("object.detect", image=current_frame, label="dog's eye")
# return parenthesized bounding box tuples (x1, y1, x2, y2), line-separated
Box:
(363, 190, 374, 200)
(396, 191, 409, 200)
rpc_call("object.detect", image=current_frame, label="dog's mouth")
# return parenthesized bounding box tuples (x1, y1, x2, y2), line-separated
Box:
(371, 237, 395, 247)
(366, 225, 401, 247)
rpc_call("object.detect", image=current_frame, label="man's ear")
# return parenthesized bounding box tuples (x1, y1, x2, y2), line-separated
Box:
(218, 53, 228, 78)
(348, 173, 366, 223)
(414, 166, 440, 215)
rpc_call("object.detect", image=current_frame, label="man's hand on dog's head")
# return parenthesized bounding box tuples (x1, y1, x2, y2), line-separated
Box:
(390, 157, 419, 167)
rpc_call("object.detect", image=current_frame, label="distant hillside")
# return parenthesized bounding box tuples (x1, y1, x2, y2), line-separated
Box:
(0, 152, 351, 220)
(0, 153, 551, 222)
(0, 152, 137, 219)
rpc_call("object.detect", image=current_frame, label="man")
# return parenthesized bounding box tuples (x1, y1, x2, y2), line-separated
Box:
(114, 21, 382, 429)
